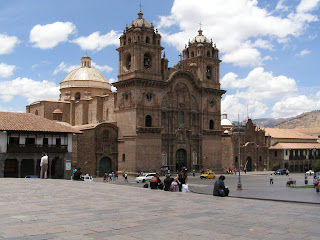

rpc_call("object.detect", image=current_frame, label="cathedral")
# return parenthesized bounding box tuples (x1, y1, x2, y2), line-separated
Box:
(27, 11, 226, 176)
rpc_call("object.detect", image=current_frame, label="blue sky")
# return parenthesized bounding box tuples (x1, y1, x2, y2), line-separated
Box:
(0, 0, 319, 121)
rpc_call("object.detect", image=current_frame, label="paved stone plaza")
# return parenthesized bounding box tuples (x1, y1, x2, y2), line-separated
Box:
(0, 177, 319, 240)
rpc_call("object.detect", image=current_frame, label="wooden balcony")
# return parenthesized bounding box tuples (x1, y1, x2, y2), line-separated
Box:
(7, 144, 68, 153)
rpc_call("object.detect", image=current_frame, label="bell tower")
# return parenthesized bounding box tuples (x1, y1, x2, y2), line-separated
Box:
(117, 11, 164, 81)
(182, 29, 221, 89)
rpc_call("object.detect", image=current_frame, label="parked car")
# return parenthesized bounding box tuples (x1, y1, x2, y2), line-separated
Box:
(135, 173, 157, 183)
(274, 169, 287, 175)
(200, 172, 216, 179)
(305, 170, 314, 175)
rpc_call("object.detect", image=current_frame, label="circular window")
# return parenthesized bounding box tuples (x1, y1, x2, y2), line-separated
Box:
(146, 93, 152, 101)
(125, 54, 131, 70)
(210, 101, 214, 107)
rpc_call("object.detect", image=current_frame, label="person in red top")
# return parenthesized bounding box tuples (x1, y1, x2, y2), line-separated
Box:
(103, 173, 107, 182)
(234, 167, 236, 175)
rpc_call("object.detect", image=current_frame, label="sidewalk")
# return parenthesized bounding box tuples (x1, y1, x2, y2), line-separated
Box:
(0, 178, 319, 240)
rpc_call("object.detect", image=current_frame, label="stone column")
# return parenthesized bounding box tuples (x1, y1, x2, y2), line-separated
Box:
(48, 156, 52, 179)
(33, 158, 37, 176)
(0, 159, 4, 178)
(18, 158, 22, 178)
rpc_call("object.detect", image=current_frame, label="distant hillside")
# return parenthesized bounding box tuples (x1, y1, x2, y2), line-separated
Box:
(253, 118, 289, 128)
(274, 110, 320, 129)
(253, 110, 320, 129)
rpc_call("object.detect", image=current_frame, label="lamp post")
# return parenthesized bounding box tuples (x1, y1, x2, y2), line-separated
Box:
(237, 124, 242, 190)
(234, 114, 245, 190)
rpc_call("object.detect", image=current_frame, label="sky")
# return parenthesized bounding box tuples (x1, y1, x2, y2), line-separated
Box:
(0, 0, 319, 121)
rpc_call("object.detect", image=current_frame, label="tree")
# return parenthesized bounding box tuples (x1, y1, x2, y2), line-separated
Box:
(311, 160, 320, 173)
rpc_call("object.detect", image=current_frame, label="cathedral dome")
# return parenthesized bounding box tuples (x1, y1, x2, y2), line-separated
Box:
(221, 112, 233, 127)
(60, 55, 111, 91)
(191, 29, 210, 44)
(128, 11, 151, 29)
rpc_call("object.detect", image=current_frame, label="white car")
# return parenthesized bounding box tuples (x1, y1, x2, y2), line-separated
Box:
(135, 173, 157, 183)
(306, 170, 314, 175)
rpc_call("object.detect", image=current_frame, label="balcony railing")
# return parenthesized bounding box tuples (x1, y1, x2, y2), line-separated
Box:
(289, 155, 306, 160)
(7, 144, 68, 153)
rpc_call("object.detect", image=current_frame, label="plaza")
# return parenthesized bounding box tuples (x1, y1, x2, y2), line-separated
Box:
(0, 173, 319, 240)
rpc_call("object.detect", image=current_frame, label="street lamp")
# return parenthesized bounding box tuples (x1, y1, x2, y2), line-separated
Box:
(234, 114, 246, 190)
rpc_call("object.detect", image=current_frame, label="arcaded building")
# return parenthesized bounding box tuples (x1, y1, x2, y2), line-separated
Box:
(27, 11, 225, 176)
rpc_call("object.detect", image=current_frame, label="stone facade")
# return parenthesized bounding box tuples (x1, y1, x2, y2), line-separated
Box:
(221, 118, 269, 172)
(27, 11, 226, 176)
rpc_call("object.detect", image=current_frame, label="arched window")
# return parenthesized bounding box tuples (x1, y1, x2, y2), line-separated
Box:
(122, 154, 125, 162)
(192, 114, 196, 126)
(179, 111, 184, 125)
(145, 115, 152, 127)
(126, 54, 131, 70)
(35, 110, 38, 115)
(128, 37, 131, 43)
(103, 131, 109, 142)
(162, 152, 167, 166)
(207, 51, 210, 57)
(191, 51, 194, 57)
(157, 40, 160, 45)
(144, 53, 152, 69)
(75, 92, 81, 100)
(235, 156, 238, 165)
(146, 36, 150, 43)
(209, 119, 214, 130)
(193, 151, 198, 165)
(206, 66, 212, 79)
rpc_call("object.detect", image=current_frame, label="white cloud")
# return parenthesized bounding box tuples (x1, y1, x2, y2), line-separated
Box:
(272, 95, 320, 118)
(53, 61, 113, 75)
(71, 30, 120, 51)
(91, 61, 113, 73)
(221, 67, 299, 119)
(108, 78, 117, 92)
(276, 0, 290, 12)
(157, 0, 320, 67)
(30, 22, 76, 49)
(0, 63, 15, 78)
(221, 67, 297, 100)
(0, 33, 20, 54)
(296, 49, 310, 56)
(297, 0, 320, 13)
(0, 78, 59, 103)
(53, 62, 79, 75)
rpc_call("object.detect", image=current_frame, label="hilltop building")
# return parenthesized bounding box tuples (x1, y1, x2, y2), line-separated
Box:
(27, 11, 226, 176)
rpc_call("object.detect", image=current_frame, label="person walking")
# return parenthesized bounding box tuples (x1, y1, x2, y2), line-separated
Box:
(103, 173, 107, 183)
(286, 169, 289, 176)
(270, 174, 273, 184)
(40, 153, 48, 179)
(124, 172, 128, 182)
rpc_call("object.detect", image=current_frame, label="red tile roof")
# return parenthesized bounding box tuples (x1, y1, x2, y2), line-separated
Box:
(269, 142, 320, 150)
(264, 128, 317, 140)
(0, 112, 80, 133)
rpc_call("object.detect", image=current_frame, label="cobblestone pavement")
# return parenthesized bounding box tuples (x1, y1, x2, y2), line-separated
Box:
(0, 178, 319, 240)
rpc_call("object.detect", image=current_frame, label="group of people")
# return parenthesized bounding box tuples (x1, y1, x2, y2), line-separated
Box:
(149, 171, 189, 192)
(103, 172, 118, 182)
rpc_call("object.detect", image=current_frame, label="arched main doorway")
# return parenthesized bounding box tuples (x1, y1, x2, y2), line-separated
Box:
(176, 149, 187, 171)
(246, 156, 252, 172)
(21, 159, 34, 177)
(4, 159, 18, 178)
(51, 157, 64, 179)
(99, 157, 112, 177)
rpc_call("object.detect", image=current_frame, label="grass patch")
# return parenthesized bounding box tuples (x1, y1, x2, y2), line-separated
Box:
(291, 185, 314, 189)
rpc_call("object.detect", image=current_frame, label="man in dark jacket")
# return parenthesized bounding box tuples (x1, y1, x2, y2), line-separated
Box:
(213, 175, 229, 197)
(163, 174, 174, 191)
